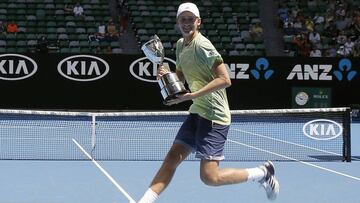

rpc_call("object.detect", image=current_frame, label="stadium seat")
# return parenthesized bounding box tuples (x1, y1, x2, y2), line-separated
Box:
(69, 41, 80, 48)
(229, 50, 240, 56)
(235, 43, 245, 51)
(0, 0, 266, 55)
(0, 40, 6, 47)
(90, 41, 100, 48)
(16, 40, 27, 47)
(125, 0, 266, 56)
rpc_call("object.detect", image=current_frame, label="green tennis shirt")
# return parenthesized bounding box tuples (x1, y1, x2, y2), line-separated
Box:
(176, 32, 231, 125)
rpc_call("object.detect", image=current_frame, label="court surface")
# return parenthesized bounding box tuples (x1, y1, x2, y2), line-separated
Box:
(0, 123, 359, 203)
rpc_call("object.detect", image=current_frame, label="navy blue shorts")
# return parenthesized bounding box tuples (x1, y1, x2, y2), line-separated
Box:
(174, 113, 230, 160)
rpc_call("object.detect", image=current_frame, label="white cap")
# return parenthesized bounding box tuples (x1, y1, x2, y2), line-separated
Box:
(176, 2, 200, 18)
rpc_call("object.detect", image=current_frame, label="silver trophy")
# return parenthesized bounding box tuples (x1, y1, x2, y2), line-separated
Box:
(141, 35, 187, 104)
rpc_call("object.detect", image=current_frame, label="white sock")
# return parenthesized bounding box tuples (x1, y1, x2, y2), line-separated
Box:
(246, 167, 266, 182)
(138, 188, 159, 203)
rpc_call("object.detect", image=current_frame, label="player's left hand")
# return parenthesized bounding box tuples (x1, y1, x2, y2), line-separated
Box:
(165, 92, 193, 106)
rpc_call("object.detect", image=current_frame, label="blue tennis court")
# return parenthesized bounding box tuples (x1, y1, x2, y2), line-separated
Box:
(0, 109, 359, 203)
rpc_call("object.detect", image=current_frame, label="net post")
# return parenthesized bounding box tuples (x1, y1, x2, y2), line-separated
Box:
(343, 108, 351, 162)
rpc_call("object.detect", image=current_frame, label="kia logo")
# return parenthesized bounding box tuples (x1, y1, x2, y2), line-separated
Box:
(57, 55, 109, 81)
(302, 119, 343, 140)
(0, 54, 38, 80)
(129, 57, 176, 83)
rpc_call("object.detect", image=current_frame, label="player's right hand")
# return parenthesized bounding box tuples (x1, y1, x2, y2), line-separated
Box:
(157, 65, 170, 80)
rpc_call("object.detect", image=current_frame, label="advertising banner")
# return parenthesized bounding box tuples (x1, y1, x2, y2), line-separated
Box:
(0, 53, 358, 110)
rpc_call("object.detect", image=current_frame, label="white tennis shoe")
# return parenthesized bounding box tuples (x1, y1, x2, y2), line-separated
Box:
(259, 161, 279, 200)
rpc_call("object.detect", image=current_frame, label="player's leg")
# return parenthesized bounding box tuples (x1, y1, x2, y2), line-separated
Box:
(148, 114, 198, 193)
(200, 159, 249, 185)
(200, 159, 271, 186)
(138, 143, 191, 203)
(195, 116, 279, 199)
(195, 117, 257, 185)
(199, 159, 279, 200)
(149, 142, 191, 194)
(138, 114, 196, 203)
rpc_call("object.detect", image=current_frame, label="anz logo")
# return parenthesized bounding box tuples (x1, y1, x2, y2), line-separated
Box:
(250, 58, 274, 80)
(0, 54, 38, 80)
(333, 58, 357, 81)
(287, 58, 357, 81)
(130, 57, 175, 83)
(227, 57, 274, 80)
(57, 55, 109, 82)
(302, 119, 343, 141)
(287, 64, 332, 80)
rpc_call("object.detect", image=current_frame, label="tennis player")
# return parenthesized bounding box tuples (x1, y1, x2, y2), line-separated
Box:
(138, 2, 279, 202)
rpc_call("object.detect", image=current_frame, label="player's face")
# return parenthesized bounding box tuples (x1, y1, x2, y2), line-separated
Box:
(177, 12, 201, 37)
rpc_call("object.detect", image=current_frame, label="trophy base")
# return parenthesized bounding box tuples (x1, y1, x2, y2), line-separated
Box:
(159, 72, 187, 105)
(163, 91, 188, 105)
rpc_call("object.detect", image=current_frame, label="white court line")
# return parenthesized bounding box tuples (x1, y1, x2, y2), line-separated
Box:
(232, 128, 341, 156)
(228, 139, 360, 181)
(72, 139, 136, 203)
(353, 156, 360, 161)
(232, 128, 360, 161)
(0, 125, 67, 129)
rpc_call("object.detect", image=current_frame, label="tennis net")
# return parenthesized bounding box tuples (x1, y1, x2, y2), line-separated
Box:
(0, 108, 351, 162)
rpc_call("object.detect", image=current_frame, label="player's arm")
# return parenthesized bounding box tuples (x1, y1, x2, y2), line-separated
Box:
(166, 59, 230, 105)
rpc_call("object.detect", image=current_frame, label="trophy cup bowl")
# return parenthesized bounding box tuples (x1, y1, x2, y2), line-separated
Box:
(141, 35, 187, 104)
